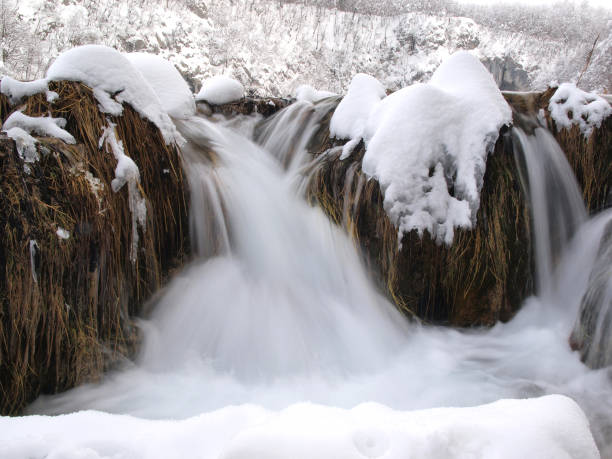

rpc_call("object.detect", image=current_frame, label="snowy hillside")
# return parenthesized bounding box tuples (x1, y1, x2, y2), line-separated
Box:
(2, 0, 611, 95)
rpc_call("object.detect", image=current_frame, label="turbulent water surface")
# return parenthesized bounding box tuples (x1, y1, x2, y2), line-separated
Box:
(28, 105, 612, 454)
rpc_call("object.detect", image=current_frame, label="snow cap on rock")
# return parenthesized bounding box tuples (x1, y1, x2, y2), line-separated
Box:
(125, 52, 196, 119)
(46, 45, 181, 144)
(196, 75, 245, 105)
(330, 73, 386, 140)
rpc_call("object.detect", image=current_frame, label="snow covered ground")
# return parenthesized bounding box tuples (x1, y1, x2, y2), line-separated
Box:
(5, 0, 612, 96)
(0, 396, 600, 459)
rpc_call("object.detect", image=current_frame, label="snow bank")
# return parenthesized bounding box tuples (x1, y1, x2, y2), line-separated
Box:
(0, 76, 57, 104)
(333, 52, 511, 245)
(549, 83, 611, 137)
(294, 84, 337, 103)
(196, 75, 245, 105)
(46, 45, 180, 144)
(0, 396, 599, 459)
(3, 111, 76, 145)
(125, 53, 196, 119)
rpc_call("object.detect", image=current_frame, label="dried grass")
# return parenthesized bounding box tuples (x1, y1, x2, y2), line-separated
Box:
(0, 81, 189, 414)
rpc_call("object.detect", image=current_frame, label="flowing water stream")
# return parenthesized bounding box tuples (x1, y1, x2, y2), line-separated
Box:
(28, 104, 612, 454)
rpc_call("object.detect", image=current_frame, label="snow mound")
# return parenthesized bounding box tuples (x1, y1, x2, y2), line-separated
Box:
(125, 53, 195, 119)
(46, 45, 180, 144)
(3, 111, 76, 145)
(196, 75, 245, 105)
(0, 76, 57, 104)
(549, 83, 611, 137)
(294, 84, 337, 103)
(0, 396, 599, 459)
(336, 52, 511, 245)
(330, 73, 386, 141)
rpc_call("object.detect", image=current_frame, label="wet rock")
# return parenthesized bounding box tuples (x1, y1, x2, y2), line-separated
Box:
(197, 97, 291, 118)
(570, 220, 612, 369)
(483, 56, 531, 91)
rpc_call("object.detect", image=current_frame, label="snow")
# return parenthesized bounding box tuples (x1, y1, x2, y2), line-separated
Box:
(46, 45, 180, 144)
(330, 73, 386, 141)
(196, 75, 245, 105)
(2, 111, 76, 145)
(335, 51, 511, 245)
(0, 76, 57, 104)
(99, 123, 147, 263)
(5, 127, 38, 165)
(549, 83, 612, 137)
(294, 84, 337, 103)
(125, 53, 196, 119)
(56, 227, 70, 240)
(0, 395, 599, 459)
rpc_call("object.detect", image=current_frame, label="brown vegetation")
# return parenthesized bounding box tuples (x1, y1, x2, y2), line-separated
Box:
(0, 81, 190, 414)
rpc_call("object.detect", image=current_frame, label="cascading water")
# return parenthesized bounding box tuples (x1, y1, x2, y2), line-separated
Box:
(28, 104, 612, 454)
(513, 125, 588, 299)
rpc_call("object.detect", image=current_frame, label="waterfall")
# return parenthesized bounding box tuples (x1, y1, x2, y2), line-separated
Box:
(141, 114, 409, 380)
(513, 124, 612, 367)
(27, 105, 612, 453)
(512, 126, 587, 299)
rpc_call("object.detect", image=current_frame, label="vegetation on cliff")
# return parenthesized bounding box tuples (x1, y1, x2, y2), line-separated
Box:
(0, 81, 190, 414)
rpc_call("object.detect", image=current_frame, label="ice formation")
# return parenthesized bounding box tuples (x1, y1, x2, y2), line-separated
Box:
(5, 127, 38, 166)
(99, 123, 147, 263)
